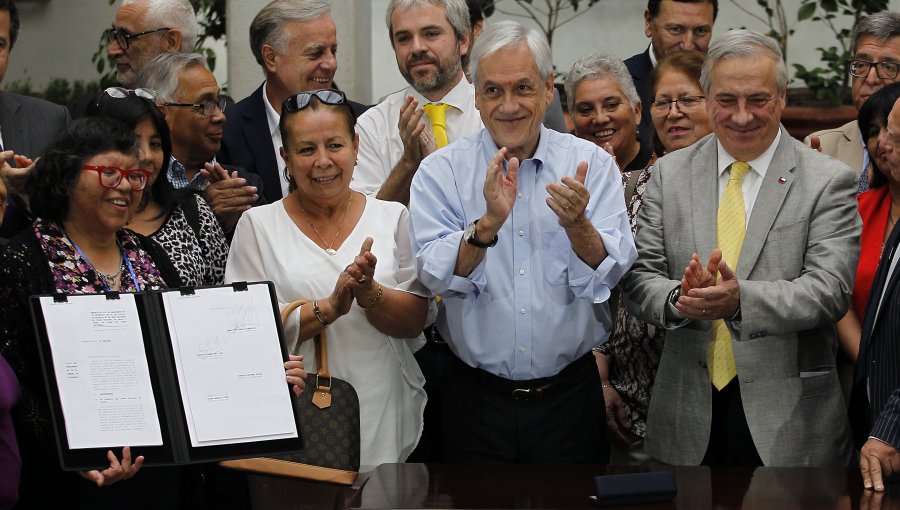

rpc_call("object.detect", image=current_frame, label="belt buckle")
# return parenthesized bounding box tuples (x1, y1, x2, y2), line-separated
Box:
(512, 388, 534, 400)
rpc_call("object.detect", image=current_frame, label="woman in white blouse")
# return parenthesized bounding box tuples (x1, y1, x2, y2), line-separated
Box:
(225, 89, 428, 468)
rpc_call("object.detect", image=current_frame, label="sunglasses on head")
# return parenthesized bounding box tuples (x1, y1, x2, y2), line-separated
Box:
(283, 89, 347, 113)
(102, 87, 160, 104)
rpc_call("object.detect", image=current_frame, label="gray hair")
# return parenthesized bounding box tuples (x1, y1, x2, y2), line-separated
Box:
(249, 0, 332, 67)
(700, 29, 787, 95)
(138, 52, 208, 102)
(122, 0, 199, 52)
(385, 0, 470, 44)
(854, 11, 900, 51)
(470, 20, 552, 86)
(564, 53, 640, 114)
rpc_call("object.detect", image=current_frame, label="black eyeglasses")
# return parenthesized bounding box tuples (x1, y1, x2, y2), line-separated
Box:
(283, 89, 347, 112)
(848, 59, 900, 81)
(82, 165, 152, 191)
(105, 27, 170, 51)
(650, 95, 706, 113)
(102, 87, 159, 103)
(162, 96, 227, 116)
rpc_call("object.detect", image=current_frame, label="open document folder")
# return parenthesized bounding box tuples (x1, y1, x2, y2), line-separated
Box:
(29, 281, 304, 471)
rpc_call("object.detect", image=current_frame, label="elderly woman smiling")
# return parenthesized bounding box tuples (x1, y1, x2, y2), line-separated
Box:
(0, 117, 179, 506)
(565, 53, 654, 173)
(225, 89, 429, 468)
(590, 51, 712, 465)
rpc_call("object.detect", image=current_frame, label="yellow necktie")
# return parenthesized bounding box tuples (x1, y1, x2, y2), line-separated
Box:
(423, 103, 451, 148)
(708, 161, 751, 390)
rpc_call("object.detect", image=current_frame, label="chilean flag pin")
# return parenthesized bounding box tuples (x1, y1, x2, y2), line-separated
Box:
(778, 177, 787, 184)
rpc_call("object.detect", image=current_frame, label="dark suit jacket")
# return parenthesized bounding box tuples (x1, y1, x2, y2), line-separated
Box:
(218, 83, 369, 203)
(0, 91, 70, 238)
(624, 47, 655, 150)
(851, 220, 900, 448)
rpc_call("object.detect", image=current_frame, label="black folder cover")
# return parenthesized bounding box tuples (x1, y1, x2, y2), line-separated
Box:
(29, 281, 304, 472)
(590, 470, 677, 507)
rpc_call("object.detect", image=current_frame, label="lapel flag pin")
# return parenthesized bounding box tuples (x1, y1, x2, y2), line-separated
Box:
(778, 177, 787, 184)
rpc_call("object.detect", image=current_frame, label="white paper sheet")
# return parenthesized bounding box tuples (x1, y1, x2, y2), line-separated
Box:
(39, 294, 163, 449)
(162, 285, 298, 446)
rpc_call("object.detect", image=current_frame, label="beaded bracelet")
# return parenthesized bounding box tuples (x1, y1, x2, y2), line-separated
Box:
(312, 300, 329, 325)
(363, 283, 384, 312)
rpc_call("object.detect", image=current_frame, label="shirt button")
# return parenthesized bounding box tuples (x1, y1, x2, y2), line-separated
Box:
(519, 346, 526, 353)
(519, 269, 525, 275)
(518, 230, 525, 237)
(517, 192, 523, 198)
(520, 308, 526, 314)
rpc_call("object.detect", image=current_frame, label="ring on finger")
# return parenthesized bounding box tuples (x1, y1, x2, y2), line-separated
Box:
(358, 275, 367, 284)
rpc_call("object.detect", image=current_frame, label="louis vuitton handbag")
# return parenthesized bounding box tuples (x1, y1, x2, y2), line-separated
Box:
(220, 299, 361, 486)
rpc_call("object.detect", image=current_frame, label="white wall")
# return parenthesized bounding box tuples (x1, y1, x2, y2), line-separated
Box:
(6, 0, 900, 105)
(6, 0, 228, 93)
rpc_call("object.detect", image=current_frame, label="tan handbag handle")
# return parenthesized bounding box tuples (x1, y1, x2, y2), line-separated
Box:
(281, 299, 329, 379)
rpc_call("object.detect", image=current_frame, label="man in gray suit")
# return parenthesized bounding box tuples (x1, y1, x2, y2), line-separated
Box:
(0, 0, 68, 237)
(805, 11, 900, 193)
(622, 29, 860, 466)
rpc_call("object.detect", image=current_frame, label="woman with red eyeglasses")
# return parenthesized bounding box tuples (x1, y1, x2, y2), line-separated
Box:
(0, 117, 181, 507)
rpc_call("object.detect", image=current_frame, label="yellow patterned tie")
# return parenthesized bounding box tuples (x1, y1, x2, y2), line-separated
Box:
(423, 103, 451, 148)
(708, 161, 751, 390)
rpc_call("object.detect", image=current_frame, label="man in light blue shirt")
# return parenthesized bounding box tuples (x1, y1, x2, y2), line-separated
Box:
(408, 20, 636, 463)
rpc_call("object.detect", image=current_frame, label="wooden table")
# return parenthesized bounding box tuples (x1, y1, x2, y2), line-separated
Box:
(349, 463, 900, 509)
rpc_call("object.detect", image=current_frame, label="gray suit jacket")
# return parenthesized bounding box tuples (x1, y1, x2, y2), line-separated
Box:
(621, 127, 859, 467)
(805, 120, 865, 177)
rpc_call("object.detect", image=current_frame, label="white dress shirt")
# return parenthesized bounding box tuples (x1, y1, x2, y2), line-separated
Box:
(352, 77, 483, 196)
(715, 129, 782, 219)
(263, 85, 289, 198)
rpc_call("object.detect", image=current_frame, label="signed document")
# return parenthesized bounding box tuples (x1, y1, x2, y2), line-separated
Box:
(163, 285, 298, 446)
(31, 282, 303, 471)
(38, 293, 163, 449)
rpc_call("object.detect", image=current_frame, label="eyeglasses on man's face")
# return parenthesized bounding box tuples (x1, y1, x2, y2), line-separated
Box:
(650, 95, 706, 113)
(82, 165, 152, 191)
(283, 89, 347, 112)
(105, 27, 170, 51)
(848, 59, 900, 81)
(162, 96, 227, 117)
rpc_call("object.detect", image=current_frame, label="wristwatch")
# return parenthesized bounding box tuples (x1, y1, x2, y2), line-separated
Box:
(668, 286, 681, 307)
(464, 220, 498, 249)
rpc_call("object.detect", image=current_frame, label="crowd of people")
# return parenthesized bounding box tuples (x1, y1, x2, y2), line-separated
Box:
(0, 0, 900, 508)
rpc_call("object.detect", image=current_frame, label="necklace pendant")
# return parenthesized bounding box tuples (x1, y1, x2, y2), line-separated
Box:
(325, 248, 338, 256)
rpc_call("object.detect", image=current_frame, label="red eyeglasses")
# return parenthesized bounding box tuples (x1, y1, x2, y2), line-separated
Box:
(81, 165, 152, 191)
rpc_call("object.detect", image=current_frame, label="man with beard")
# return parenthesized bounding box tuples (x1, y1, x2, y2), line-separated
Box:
(106, 0, 197, 89)
(352, 0, 482, 204)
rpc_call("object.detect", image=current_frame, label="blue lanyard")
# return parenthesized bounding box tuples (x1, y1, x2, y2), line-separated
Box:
(68, 236, 141, 293)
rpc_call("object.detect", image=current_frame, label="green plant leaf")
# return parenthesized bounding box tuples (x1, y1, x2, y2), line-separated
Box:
(797, 3, 816, 20)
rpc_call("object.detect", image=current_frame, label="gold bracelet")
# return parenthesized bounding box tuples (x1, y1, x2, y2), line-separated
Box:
(363, 283, 384, 311)
(312, 300, 329, 325)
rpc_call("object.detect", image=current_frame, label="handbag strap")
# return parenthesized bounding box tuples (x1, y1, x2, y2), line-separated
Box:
(281, 299, 329, 379)
(623, 169, 641, 207)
